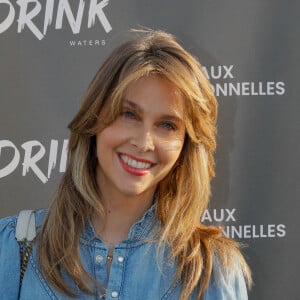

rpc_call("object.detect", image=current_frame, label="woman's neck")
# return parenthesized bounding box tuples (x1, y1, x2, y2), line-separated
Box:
(92, 187, 156, 245)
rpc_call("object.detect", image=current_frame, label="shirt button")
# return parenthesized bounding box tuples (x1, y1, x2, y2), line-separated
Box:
(95, 255, 103, 263)
(111, 291, 119, 298)
(117, 256, 124, 263)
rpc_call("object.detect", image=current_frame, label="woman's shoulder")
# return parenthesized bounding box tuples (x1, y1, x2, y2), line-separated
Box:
(203, 253, 249, 300)
(191, 225, 252, 299)
(0, 209, 47, 297)
(0, 209, 47, 239)
(203, 233, 251, 300)
(0, 209, 47, 266)
(0, 213, 18, 239)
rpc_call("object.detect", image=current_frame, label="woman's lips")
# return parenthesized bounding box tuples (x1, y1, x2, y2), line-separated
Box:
(118, 153, 156, 176)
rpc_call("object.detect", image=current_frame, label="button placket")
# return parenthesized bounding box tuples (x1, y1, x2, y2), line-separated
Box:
(105, 248, 126, 299)
(94, 247, 108, 289)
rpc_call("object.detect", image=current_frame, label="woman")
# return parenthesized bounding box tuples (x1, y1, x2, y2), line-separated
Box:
(0, 30, 251, 299)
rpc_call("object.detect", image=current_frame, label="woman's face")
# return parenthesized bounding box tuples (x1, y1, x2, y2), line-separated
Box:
(96, 75, 186, 199)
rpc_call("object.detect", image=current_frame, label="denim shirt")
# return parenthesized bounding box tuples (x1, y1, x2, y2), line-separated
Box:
(0, 207, 248, 300)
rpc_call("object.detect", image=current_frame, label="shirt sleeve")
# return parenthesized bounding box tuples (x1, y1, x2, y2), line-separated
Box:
(203, 255, 248, 300)
(0, 215, 21, 300)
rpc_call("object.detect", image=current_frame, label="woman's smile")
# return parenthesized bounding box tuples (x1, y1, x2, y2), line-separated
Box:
(118, 153, 156, 175)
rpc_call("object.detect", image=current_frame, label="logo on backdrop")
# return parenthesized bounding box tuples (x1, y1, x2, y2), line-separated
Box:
(0, 0, 112, 42)
(0, 139, 68, 184)
(202, 65, 286, 97)
(202, 208, 287, 239)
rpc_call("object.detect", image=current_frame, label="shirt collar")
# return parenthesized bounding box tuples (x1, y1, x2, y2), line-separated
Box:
(81, 203, 159, 246)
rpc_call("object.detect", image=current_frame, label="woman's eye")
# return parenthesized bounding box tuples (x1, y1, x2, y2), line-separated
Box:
(121, 110, 136, 119)
(160, 122, 176, 131)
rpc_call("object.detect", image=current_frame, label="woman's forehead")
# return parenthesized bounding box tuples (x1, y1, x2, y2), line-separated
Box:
(123, 76, 184, 112)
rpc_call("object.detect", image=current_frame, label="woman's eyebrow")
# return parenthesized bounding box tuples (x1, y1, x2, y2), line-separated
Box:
(159, 114, 183, 123)
(123, 99, 183, 123)
(123, 99, 142, 113)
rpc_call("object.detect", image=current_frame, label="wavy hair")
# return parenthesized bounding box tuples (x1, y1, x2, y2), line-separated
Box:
(38, 29, 251, 299)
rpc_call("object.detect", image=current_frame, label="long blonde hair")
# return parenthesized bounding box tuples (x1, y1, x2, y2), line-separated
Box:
(38, 29, 251, 299)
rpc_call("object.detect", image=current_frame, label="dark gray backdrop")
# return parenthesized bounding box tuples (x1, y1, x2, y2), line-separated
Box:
(1, 1, 299, 299)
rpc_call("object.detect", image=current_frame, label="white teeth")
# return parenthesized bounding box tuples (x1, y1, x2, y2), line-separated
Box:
(120, 154, 151, 169)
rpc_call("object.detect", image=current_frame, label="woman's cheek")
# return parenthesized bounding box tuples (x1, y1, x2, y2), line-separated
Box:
(158, 133, 184, 151)
(158, 134, 185, 152)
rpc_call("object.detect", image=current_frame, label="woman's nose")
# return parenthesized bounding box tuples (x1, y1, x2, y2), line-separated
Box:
(130, 129, 155, 152)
